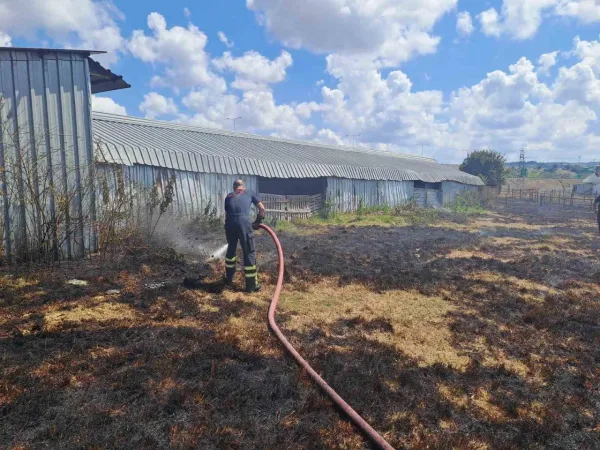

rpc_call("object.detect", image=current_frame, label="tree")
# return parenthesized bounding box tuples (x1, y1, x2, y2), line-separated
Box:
(460, 150, 507, 186)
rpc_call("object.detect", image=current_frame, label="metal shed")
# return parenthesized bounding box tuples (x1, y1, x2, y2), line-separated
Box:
(0, 47, 130, 262)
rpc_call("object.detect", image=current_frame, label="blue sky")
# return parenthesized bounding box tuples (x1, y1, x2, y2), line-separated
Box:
(1, 0, 599, 163)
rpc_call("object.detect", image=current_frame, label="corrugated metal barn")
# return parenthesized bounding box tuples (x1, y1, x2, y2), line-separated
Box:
(92, 113, 483, 215)
(0, 46, 482, 262)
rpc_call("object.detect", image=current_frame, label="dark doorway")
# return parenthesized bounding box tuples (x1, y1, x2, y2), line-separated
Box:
(258, 177, 327, 196)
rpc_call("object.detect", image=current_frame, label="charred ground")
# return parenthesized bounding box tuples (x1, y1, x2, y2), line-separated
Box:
(1, 200, 599, 449)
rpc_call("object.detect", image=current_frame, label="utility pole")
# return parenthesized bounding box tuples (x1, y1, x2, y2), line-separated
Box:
(345, 133, 361, 147)
(519, 148, 526, 177)
(516, 148, 527, 189)
(226, 116, 242, 131)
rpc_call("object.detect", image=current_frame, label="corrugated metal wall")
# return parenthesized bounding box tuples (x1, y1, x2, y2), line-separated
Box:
(0, 50, 94, 262)
(97, 164, 258, 218)
(413, 188, 442, 208)
(441, 181, 479, 205)
(326, 178, 413, 212)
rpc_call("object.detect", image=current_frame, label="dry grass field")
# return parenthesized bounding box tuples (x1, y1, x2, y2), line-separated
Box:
(505, 178, 582, 192)
(2, 200, 599, 449)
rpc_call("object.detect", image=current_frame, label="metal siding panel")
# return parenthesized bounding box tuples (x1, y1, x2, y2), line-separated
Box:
(58, 57, 76, 258)
(69, 55, 89, 257)
(13, 58, 35, 256)
(0, 61, 14, 261)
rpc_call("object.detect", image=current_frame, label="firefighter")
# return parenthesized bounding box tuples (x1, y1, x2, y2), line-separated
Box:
(594, 166, 600, 234)
(595, 191, 600, 234)
(224, 179, 265, 292)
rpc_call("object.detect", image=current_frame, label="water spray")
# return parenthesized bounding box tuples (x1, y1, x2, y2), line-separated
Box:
(209, 244, 229, 261)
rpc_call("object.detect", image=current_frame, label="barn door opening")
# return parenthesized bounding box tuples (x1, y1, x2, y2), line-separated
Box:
(257, 177, 326, 221)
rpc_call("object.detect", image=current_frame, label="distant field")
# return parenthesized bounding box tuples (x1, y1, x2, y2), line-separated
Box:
(505, 178, 582, 191)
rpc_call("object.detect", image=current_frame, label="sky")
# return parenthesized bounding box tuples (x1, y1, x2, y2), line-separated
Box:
(1, 0, 599, 163)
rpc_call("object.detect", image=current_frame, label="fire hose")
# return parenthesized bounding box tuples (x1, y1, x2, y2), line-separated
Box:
(259, 224, 395, 450)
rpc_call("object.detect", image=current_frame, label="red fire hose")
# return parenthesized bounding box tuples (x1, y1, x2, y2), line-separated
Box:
(259, 224, 395, 450)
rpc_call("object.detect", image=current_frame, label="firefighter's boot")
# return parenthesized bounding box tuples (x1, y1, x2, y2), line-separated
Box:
(244, 265, 260, 293)
(225, 256, 237, 284)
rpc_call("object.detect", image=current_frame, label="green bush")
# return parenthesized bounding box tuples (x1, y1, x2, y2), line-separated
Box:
(448, 191, 485, 215)
(393, 201, 440, 225)
(319, 196, 338, 220)
(356, 197, 366, 219)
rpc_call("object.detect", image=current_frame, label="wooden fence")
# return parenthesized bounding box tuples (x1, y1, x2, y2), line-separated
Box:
(501, 187, 596, 210)
(539, 194, 595, 210)
(502, 188, 540, 202)
(261, 194, 323, 221)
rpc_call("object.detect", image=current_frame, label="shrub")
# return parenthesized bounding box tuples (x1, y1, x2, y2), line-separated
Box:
(319, 195, 338, 220)
(448, 191, 485, 215)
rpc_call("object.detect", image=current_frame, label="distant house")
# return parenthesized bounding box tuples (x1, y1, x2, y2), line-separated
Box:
(573, 174, 600, 196)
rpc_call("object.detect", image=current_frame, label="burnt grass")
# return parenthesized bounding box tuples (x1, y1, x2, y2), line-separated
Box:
(1, 201, 600, 449)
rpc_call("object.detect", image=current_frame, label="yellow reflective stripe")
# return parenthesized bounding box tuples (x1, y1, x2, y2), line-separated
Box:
(245, 273, 258, 278)
(244, 265, 257, 271)
(226, 264, 236, 268)
(225, 257, 237, 263)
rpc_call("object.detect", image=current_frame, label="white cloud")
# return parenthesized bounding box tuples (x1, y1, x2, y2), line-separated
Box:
(92, 95, 127, 115)
(456, 11, 474, 37)
(128, 13, 311, 139)
(555, 0, 600, 23)
(538, 51, 559, 75)
(182, 88, 314, 139)
(572, 35, 600, 75)
(213, 50, 292, 90)
(445, 51, 598, 160)
(217, 31, 234, 48)
(0, 0, 125, 65)
(300, 36, 600, 162)
(478, 1, 600, 40)
(0, 30, 11, 46)
(316, 128, 345, 146)
(128, 13, 226, 91)
(478, 7, 503, 38)
(554, 63, 600, 105)
(247, 0, 457, 75)
(183, 7, 191, 18)
(295, 101, 321, 119)
(126, 9, 600, 162)
(139, 92, 179, 119)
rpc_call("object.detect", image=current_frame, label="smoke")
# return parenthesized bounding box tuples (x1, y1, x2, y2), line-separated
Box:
(150, 216, 226, 262)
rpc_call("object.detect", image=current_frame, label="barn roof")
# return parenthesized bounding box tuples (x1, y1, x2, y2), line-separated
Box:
(0, 47, 130, 94)
(92, 112, 484, 186)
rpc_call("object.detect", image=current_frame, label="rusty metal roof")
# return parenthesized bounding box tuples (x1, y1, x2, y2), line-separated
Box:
(92, 112, 484, 185)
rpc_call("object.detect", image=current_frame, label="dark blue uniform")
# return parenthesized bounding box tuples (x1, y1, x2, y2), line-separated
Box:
(595, 195, 600, 233)
(224, 188, 260, 288)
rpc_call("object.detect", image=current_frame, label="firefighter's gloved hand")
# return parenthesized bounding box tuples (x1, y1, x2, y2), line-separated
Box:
(252, 215, 264, 230)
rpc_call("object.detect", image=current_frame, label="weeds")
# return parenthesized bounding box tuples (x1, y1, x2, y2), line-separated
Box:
(319, 195, 338, 220)
(393, 201, 441, 225)
(447, 191, 486, 215)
